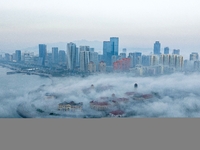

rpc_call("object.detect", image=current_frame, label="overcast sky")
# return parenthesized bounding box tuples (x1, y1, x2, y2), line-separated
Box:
(0, 0, 200, 54)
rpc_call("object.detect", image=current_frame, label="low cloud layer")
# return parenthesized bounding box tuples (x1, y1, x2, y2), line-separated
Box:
(1, 71, 200, 118)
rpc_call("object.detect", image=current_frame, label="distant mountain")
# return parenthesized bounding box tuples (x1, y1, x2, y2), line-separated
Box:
(21, 40, 103, 54)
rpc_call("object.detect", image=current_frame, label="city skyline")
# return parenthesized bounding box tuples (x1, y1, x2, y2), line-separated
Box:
(0, 0, 200, 54)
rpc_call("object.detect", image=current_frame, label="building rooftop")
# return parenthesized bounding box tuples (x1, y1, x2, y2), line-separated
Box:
(59, 101, 83, 106)
(90, 101, 109, 106)
(110, 110, 125, 115)
(125, 92, 135, 96)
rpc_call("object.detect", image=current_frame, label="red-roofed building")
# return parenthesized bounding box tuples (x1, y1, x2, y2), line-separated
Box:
(90, 101, 110, 111)
(112, 98, 129, 105)
(113, 58, 131, 71)
(109, 110, 125, 117)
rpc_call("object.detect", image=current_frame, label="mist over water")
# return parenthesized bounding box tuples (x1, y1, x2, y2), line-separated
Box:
(1, 66, 200, 118)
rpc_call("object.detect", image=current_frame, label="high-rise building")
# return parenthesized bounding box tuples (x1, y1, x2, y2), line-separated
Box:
(190, 52, 199, 61)
(5, 53, 11, 61)
(113, 58, 131, 71)
(46, 53, 52, 66)
(52, 47, 58, 64)
(122, 48, 127, 53)
(103, 37, 119, 66)
(175, 55, 183, 71)
(58, 50, 66, 64)
(128, 55, 134, 68)
(111, 55, 118, 65)
(67, 42, 77, 70)
(172, 49, 180, 55)
(88, 61, 96, 73)
(154, 41, 161, 55)
(76, 47, 79, 67)
(110, 37, 119, 56)
(103, 41, 111, 65)
(80, 46, 90, 51)
(163, 54, 170, 66)
(15, 50, 21, 62)
(164, 47, 169, 54)
(89, 48, 95, 52)
(169, 54, 176, 67)
(129, 52, 142, 67)
(90, 52, 98, 69)
(142, 55, 151, 66)
(120, 53, 126, 59)
(150, 55, 159, 66)
(194, 61, 200, 71)
(24, 52, 34, 64)
(99, 61, 106, 72)
(159, 54, 164, 65)
(98, 55, 104, 62)
(80, 50, 90, 72)
(39, 44, 47, 66)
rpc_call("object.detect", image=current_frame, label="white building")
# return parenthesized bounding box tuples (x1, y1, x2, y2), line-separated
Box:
(150, 55, 159, 66)
(175, 55, 183, 71)
(169, 54, 176, 68)
(163, 54, 170, 66)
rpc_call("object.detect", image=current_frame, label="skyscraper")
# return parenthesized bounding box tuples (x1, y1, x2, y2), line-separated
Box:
(150, 55, 159, 66)
(163, 54, 170, 66)
(15, 50, 21, 62)
(142, 55, 151, 66)
(154, 41, 161, 55)
(129, 52, 142, 67)
(52, 47, 58, 64)
(164, 47, 169, 54)
(103, 41, 111, 65)
(58, 50, 66, 64)
(80, 46, 90, 51)
(175, 55, 183, 71)
(120, 53, 126, 59)
(110, 37, 119, 56)
(122, 48, 127, 53)
(80, 50, 90, 72)
(39, 44, 47, 66)
(67, 42, 77, 70)
(90, 52, 99, 69)
(103, 37, 119, 66)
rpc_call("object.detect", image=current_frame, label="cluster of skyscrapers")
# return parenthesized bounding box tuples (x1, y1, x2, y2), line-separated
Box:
(0, 38, 200, 76)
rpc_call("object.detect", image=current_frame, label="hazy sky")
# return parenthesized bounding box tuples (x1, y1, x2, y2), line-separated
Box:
(0, 0, 200, 53)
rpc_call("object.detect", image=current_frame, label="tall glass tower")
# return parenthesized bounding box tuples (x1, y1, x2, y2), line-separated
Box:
(15, 50, 21, 62)
(39, 44, 47, 66)
(67, 42, 77, 70)
(110, 37, 119, 56)
(153, 41, 161, 55)
(52, 47, 59, 64)
(103, 37, 119, 66)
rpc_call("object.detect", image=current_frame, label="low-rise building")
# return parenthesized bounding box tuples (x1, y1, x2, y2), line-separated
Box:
(112, 98, 129, 105)
(45, 93, 58, 100)
(109, 110, 125, 117)
(90, 101, 110, 111)
(58, 101, 83, 111)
